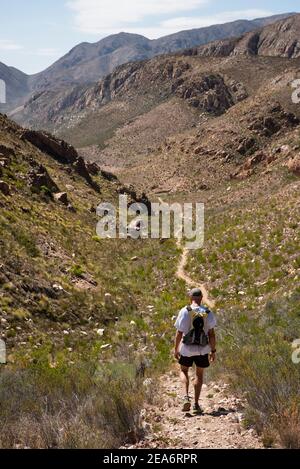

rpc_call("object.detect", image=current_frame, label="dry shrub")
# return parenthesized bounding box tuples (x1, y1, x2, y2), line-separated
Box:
(0, 350, 145, 448)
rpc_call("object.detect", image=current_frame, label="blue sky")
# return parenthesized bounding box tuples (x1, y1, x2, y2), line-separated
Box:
(0, 0, 299, 74)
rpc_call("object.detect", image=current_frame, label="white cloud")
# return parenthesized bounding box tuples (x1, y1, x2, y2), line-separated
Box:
(67, 0, 209, 34)
(162, 9, 274, 30)
(66, 2, 275, 39)
(0, 40, 23, 51)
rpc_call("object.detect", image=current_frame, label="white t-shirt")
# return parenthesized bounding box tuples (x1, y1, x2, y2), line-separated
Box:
(175, 304, 217, 357)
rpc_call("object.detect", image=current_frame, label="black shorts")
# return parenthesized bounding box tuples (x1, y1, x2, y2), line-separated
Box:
(179, 354, 210, 368)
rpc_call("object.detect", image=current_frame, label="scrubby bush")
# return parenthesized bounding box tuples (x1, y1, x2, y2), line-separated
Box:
(0, 346, 145, 449)
(218, 289, 300, 448)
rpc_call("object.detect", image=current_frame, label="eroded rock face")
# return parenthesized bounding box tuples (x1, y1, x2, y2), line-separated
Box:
(247, 104, 299, 137)
(21, 130, 78, 164)
(172, 73, 247, 115)
(195, 15, 300, 59)
(21, 129, 100, 191)
(73, 157, 100, 192)
(28, 165, 59, 193)
(118, 185, 151, 211)
(86, 161, 100, 175)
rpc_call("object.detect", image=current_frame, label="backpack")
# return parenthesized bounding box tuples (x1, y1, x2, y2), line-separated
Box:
(182, 305, 210, 347)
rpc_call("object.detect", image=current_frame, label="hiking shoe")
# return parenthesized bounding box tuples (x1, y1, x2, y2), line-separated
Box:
(182, 396, 191, 412)
(193, 403, 203, 414)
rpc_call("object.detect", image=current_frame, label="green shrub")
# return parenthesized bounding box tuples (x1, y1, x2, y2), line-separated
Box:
(70, 264, 85, 278)
(0, 346, 144, 449)
(218, 289, 300, 448)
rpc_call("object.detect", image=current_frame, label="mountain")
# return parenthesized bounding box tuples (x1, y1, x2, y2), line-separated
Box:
(0, 12, 295, 113)
(12, 14, 300, 154)
(0, 62, 29, 110)
(188, 13, 300, 58)
(29, 33, 152, 90)
(30, 13, 295, 90)
(1, 12, 300, 450)
(150, 13, 296, 53)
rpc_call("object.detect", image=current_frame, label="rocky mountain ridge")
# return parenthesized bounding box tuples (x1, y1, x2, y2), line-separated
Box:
(0, 13, 295, 113)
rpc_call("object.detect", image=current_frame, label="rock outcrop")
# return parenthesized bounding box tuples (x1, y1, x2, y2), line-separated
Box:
(194, 14, 300, 59)
(0, 180, 10, 196)
(28, 165, 59, 193)
(21, 130, 77, 164)
(21, 130, 100, 191)
(172, 73, 247, 114)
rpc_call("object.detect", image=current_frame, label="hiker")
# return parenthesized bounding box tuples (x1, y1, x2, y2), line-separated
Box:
(174, 288, 217, 413)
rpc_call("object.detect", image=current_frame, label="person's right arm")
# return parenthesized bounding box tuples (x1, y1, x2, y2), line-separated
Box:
(174, 330, 183, 360)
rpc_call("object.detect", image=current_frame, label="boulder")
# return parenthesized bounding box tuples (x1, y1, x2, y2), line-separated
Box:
(101, 169, 118, 182)
(0, 180, 10, 196)
(286, 154, 300, 175)
(0, 157, 11, 168)
(67, 204, 76, 213)
(118, 184, 151, 211)
(86, 161, 100, 175)
(73, 157, 100, 192)
(54, 192, 69, 206)
(0, 144, 15, 158)
(28, 165, 59, 193)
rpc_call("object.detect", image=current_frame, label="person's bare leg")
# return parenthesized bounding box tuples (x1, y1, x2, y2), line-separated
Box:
(194, 367, 204, 404)
(180, 365, 190, 396)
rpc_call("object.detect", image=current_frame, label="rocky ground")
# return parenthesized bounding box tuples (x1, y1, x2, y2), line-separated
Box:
(124, 368, 263, 449)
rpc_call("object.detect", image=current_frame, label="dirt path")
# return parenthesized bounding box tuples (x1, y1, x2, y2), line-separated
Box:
(129, 369, 263, 449)
(126, 198, 263, 449)
(175, 242, 215, 309)
(157, 196, 214, 308)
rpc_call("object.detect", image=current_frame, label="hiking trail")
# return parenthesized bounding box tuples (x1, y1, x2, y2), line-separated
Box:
(124, 198, 263, 449)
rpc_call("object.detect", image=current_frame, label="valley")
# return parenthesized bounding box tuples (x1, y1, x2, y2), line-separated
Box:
(0, 12, 300, 450)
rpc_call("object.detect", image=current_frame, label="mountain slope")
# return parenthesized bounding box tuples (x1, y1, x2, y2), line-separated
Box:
(191, 13, 300, 58)
(0, 13, 295, 113)
(0, 62, 29, 110)
(0, 113, 184, 449)
(0, 112, 163, 349)
(29, 33, 152, 90)
(30, 13, 295, 90)
(11, 14, 300, 139)
(150, 13, 295, 54)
